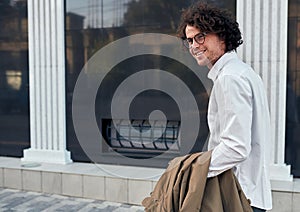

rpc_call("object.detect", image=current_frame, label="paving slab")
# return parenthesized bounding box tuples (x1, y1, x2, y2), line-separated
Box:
(0, 188, 144, 212)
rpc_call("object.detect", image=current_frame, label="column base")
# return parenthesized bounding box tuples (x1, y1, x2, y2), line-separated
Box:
(270, 164, 293, 181)
(22, 148, 73, 164)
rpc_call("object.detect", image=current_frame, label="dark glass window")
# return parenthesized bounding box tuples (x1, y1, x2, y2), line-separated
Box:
(104, 119, 180, 158)
(0, 0, 30, 157)
(286, 0, 300, 177)
(66, 0, 236, 167)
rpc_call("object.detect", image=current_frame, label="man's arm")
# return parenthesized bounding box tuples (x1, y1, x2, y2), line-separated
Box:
(207, 74, 252, 178)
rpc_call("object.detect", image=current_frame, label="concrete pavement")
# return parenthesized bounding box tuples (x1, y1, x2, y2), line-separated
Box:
(0, 188, 144, 212)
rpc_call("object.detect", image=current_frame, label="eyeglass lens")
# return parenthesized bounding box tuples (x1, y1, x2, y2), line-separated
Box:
(183, 33, 206, 48)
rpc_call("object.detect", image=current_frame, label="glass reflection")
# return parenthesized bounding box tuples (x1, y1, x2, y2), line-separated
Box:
(286, 0, 300, 177)
(66, 0, 236, 165)
(0, 0, 30, 157)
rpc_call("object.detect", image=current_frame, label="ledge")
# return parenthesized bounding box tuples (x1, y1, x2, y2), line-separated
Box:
(0, 156, 164, 181)
(271, 178, 300, 193)
(0, 156, 165, 205)
(0, 156, 299, 206)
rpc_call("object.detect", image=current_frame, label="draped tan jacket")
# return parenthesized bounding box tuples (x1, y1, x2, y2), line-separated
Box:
(142, 151, 253, 212)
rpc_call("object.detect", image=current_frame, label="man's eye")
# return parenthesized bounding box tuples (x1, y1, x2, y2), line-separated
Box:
(195, 35, 203, 39)
(187, 38, 193, 44)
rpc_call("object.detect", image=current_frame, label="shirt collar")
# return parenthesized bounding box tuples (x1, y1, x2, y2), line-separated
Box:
(207, 51, 238, 82)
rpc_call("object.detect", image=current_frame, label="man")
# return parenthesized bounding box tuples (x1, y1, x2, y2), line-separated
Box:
(177, 2, 272, 211)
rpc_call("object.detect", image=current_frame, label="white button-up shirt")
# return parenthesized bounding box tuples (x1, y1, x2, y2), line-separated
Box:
(207, 51, 272, 210)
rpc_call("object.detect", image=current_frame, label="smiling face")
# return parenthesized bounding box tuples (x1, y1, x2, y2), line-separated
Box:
(185, 25, 226, 69)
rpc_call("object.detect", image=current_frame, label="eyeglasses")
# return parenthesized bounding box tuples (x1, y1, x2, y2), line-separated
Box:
(183, 32, 207, 49)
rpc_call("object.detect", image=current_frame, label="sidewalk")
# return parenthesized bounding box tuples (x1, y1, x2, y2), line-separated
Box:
(0, 188, 144, 212)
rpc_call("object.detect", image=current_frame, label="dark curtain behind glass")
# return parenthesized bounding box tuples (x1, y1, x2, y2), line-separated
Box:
(286, 0, 300, 177)
(65, 0, 236, 165)
(0, 0, 30, 157)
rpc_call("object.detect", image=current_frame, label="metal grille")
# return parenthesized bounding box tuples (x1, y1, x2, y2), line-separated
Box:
(104, 119, 180, 157)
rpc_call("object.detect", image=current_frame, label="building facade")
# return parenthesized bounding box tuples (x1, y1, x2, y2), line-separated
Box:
(0, 0, 300, 211)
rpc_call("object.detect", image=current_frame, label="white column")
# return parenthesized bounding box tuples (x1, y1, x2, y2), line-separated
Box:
(22, 0, 72, 164)
(237, 0, 292, 181)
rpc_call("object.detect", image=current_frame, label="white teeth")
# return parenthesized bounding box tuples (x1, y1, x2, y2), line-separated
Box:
(195, 51, 204, 56)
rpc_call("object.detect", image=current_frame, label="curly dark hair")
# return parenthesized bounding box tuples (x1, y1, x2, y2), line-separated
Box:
(177, 2, 243, 52)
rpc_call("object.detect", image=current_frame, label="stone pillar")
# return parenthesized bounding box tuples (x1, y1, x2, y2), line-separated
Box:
(237, 0, 292, 181)
(22, 0, 72, 164)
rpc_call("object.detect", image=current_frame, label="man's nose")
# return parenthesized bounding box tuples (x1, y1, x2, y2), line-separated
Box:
(191, 39, 200, 48)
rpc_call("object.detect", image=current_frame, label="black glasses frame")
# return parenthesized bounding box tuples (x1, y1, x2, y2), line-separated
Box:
(183, 32, 207, 49)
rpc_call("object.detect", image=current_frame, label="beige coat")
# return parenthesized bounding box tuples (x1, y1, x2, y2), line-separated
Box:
(142, 151, 253, 212)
